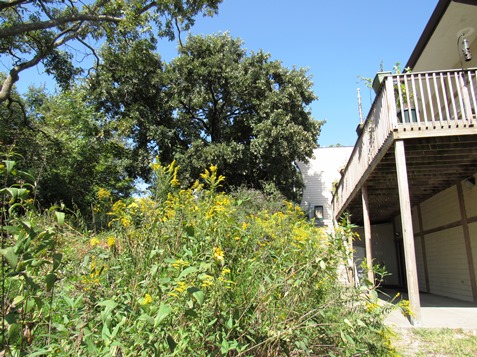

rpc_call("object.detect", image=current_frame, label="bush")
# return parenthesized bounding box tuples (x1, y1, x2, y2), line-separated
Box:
(1, 160, 397, 356)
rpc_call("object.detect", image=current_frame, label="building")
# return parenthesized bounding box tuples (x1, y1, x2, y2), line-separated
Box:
(297, 147, 352, 228)
(331, 0, 477, 325)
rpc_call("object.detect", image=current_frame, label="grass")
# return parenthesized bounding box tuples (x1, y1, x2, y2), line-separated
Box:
(393, 328, 477, 356)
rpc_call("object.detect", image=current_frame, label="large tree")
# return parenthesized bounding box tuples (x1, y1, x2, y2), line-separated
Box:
(0, 0, 222, 104)
(91, 33, 323, 200)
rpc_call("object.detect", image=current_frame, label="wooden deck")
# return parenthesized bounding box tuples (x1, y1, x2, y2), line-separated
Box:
(332, 68, 477, 225)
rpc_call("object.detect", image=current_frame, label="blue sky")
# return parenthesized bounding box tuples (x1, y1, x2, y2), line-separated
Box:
(15, 0, 438, 147)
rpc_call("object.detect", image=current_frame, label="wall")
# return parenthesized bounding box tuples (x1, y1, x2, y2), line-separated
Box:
(354, 223, 400, 286)
(297, 147, 353, 228)
(402, 174, 477, 302)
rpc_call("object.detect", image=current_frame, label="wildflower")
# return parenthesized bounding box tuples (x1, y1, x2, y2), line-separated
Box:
(120, 216, 132, 228)
(171, 259, 189, 269)
(214, 247, 225, 262)
(90, 237, 100, 247)
(200, 274, 214, 288)
(174, 281, 188, 293)
(127, 202, 139, 210)
(221, 268, 231, 275)
(140, 293, 153, 305)
(111, 200, 126, 213)
(97, 188, 111, 201)
(107, 236, 115, 247)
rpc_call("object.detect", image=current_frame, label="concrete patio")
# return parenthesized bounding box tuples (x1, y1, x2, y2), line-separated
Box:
(380, 289, 477, 330)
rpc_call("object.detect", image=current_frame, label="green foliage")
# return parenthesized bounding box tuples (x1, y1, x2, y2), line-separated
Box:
(0, 0, 223, 103)
(1, 159, 397, 356)
(90, 33, 323, 201)
(1, 155, 65, 356)
(1, 87, 134, 216)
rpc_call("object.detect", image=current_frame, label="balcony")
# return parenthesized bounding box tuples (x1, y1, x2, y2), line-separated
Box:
(332, 68, 477, 224)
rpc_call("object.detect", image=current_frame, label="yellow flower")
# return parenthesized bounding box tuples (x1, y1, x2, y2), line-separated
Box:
(171, 259, 189, 269)
(90, 237, 100, 247)
(221, 268, 231, 275)
(213, 247, 225, 262)
(200, 274, 214, 288)
(174, 281, 188, 293)
(107, 236, 115, 247)
(97, 188, 111, 201)
(127, 202, 139, 210)
(140, 293, 153, 305)
(121, 216, 132, 228)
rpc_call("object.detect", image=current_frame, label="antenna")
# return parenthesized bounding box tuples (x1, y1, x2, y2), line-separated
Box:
(357, 88, 364, 125)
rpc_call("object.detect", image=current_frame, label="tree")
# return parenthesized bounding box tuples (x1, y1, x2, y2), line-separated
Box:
(90, 33, 323, 200)
(0, 0, 222, 104)
(1, 86, 134, 214)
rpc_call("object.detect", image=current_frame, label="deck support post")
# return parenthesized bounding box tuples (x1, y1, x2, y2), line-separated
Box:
(395, 140, 422, 326)
(361, 184, 374, 284)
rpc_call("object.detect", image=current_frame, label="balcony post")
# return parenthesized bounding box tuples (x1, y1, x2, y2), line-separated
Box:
(361, 184, 374, 284)
(395, 140, 422, 326)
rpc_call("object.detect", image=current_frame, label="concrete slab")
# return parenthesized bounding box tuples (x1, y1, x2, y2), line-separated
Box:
(380, 289, 477, 330)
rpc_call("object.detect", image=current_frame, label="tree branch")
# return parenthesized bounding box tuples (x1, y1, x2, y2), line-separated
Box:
(0, 0, 32, 12)
(0, 13, 123, 40)
(0, 51, 44, 104)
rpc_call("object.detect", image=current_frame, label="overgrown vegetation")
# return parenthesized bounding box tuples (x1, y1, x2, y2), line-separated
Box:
(1, 157, 399, 356)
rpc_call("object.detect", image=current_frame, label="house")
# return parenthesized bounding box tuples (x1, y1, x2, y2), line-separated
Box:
(297, 146, 353, 228)
(330, 0, 477, 326)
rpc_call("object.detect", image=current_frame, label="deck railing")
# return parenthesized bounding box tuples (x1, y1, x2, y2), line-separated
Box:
(332, 68, 477, 219)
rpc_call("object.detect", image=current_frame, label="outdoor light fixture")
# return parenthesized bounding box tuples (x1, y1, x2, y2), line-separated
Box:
(462, 37, 472, 62)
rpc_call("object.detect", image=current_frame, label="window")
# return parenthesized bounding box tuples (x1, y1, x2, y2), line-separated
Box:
(314, 205, 324, 226)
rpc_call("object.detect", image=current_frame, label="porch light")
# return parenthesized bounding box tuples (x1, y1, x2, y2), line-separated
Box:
(462, 37, 472, 62)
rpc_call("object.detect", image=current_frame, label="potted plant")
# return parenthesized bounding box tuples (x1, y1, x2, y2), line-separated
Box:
(393, 63, 417, 123)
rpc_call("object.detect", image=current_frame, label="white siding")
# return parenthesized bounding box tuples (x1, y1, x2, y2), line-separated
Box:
(420, 186, 460, 231)
(297, 147, 352, 228)
(412, 175, 477, 302)
(425, 227, 473, 302)
(469, 222, 477, 292)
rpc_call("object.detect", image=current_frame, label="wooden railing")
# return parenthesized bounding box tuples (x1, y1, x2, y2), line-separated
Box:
(332, 68, 477, 218)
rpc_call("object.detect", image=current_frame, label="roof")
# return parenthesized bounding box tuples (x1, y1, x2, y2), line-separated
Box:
(406, 0, 477, 70)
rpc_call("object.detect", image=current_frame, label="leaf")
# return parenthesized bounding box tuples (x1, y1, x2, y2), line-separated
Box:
(185, 309, 198, 318)
(52, 253, 63, 271)
(0, 247, 18, 267)
(154, 303, 172, 327)
(97, 299, 118, 315)
(178, 266, 198, 279)
(184, 225, 195, 237)
(4, 160, 15, 174)
(192, 290, 205, 305)
(167, 335, 177, 353)
(138, 314, 154, 325)
(45, 273, 57, 291)
(55, 211, 65, 225)
(12, 295, 24, 306)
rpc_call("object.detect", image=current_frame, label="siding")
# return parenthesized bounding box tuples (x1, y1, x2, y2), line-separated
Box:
(412, 176, 477, 302)
(469, 222, 477, 294)
(420, 186, 460, 231)
(297, 147, 353, 227)
(425, 227, 473, 301)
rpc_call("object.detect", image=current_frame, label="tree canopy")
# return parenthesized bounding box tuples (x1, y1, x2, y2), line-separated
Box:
(0, 0, 222, 104)
(90, 33, 323, 200)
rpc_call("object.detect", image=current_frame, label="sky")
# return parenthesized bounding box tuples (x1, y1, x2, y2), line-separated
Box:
(14, 0, 439, 147)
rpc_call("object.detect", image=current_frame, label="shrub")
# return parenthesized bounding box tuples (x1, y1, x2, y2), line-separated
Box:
(1, 159, 397, 356)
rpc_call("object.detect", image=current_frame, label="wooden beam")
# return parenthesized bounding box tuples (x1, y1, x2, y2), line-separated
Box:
(361, 184, 374, 283)
(457, 181, 477, 303)
(395, 140, 422, 326)
(417, 205, 430, 292)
